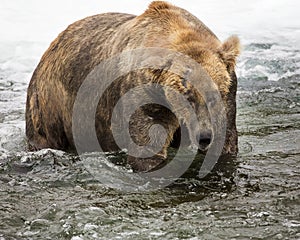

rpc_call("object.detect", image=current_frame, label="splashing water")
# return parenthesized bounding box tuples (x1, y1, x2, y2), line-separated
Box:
(0, 1, 299, 239)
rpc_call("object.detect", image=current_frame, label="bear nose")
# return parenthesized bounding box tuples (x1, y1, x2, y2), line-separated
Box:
(198, 130, 212, 151)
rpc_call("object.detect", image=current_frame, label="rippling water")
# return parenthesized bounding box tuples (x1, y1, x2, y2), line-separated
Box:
(1, 1, 300, 239)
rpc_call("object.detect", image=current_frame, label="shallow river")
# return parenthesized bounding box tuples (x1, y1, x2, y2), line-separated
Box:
(0, 1, 300, 239)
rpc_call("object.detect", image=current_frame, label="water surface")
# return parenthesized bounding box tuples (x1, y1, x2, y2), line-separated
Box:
(0, 1, 299, 239)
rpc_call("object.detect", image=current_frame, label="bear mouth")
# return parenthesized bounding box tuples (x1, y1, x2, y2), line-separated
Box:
(198, 138, 212, 151)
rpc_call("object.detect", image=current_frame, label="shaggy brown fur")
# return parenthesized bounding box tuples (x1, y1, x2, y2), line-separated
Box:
(26, 1, 240, 171)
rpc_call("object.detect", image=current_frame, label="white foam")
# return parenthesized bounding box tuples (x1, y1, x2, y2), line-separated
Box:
(1, 0, 299, 44)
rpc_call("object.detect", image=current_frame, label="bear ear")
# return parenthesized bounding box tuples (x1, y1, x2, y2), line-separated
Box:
(218, 35, 241, 70)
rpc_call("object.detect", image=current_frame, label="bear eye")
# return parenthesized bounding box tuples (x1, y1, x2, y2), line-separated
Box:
(186, 92, 197, 109)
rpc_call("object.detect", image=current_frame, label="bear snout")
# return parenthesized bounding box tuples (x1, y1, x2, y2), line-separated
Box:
(198, 130, 212, 151)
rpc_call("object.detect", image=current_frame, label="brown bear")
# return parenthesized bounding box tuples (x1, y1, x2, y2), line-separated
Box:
(26, 1, 240, 172)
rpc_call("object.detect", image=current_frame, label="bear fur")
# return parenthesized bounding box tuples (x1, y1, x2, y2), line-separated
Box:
(26, 1, 240, 172)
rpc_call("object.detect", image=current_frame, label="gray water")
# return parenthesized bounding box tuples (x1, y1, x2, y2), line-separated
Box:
(1, 4, 300, 240)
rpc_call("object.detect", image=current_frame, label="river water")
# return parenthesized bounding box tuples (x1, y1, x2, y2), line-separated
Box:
(0, 1, 299, 239)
